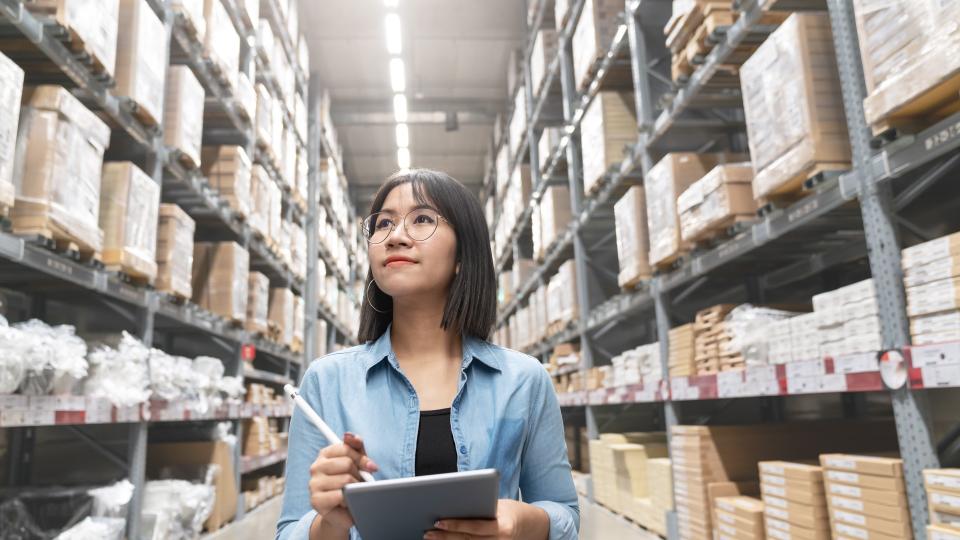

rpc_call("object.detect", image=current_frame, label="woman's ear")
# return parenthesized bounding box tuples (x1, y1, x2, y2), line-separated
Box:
(455, 262, 461, 275)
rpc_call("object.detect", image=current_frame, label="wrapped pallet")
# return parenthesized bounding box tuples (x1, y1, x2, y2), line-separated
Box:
(283, 127, 297, 191)
(495, 144, 510, 201)
(314, 319, 328, 358)
(99, 162, 161, 282)
(203, 146, 252, 219)
(852, 0, 960, 133)
(297, 37, 309, 77)
(238, 0, 257, 31)
(508, 87, 527, 161)
(12, 86, 111, 255)
(536, 186, 571, 260)
(292, 295, 304, 353)
(255, 84, 272, 149)
(115, 0, 166, 127)
(677, 163, 755, 243)
(614, 186, 651, 289)
(581, 90, 636, 194)
(291, 223, 306, 280)
(296, 148, 308, 205)
(547, 259, 579, 328)
(531, 29, 559, 95)
(0, 52, 24, 209)
(741, 13, 851, 201)
(155, 204, 195, 299)
(645, 152, 743, 267)
(267, 176, 282, 242)
(538, 126, 563, 175)
(164, 65, 205, 169)
(257, 19, 274, 68)
(249, 164, 272, 238)
(192, 242, 249, 322)
(237, 72, 257, 122)
(203, 0, 240, 91)
(245, 271, 269, 335)
(555, 0, 570, 30)
(171, 0, 205, 42)
(571, 0, 623, 89)
(26, 0, 119, 78)
(269, 288, 294, 347)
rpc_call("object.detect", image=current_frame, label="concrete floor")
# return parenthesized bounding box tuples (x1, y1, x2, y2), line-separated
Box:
(202, 496, 283, 540)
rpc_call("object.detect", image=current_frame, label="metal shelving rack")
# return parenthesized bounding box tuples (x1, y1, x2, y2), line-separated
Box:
(492, 0, 960, 539)
(0, 0, 360, 535)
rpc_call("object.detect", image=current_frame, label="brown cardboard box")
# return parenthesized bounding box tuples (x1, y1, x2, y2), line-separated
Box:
(925, 469, 960, 495)
(26, 1, 119, 79)
(760, 477, 825, 506)
(832, 520, 909, 540)
(571, 0, 623, 89)
(536, 185, 571, 260)
(146, 441, 237, 532)
(929, 525, 960, 540)
(115, 0, 166, 126)
(820, 454, 904, 477)
(0, 51, 24, 207)
(203, 0, 240, 91)
(614, 186, 652, 289)
(531, 29, 558, 94)
(155, 204, 195, 299)
(766, 517, 832, 540)
(269, 287, 295, 346)
(760, 461, 823, 483)
(825, 478, 908, 507)
(12, 85, 111, 254)
(741, 13, 851, 200)
(99, 162, 160, 282)
(929, 487, 960, 517)
(192, 242, 249, 322)
(164, 65, 205, 168)
(829, 506, 912, 537)
(823, 468, 905, 491)
(678, 163, 755, 243)
(580, 90, 636, 194)
(828, 493, 911, 522)
(246, 271, 270, 334)
(763, 494, 829, 531)
(203, 146, 252, 219)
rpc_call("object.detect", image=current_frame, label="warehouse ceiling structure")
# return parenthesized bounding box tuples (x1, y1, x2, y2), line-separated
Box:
(299, 0, 527, 212)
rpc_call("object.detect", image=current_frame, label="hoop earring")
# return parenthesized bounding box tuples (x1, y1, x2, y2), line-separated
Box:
(366, 280, 391, 314)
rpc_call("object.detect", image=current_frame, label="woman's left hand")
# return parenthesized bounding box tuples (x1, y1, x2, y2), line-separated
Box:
(423, 499, 549, 540)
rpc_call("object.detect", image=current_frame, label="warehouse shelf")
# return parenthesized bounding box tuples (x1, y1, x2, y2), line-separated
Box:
(318, 304, 352, 342)
(241, 450, 288, 474)
(254, 56, 306, 151)
(244, 365, 294, 386)
(254, 146, 307, 224)
(0, 396, 292, 428)
(317, 239, 350, 292)
(259, 0, 307, 91)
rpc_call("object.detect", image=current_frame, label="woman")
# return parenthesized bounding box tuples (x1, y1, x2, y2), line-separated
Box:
(276, 169, 579, 540)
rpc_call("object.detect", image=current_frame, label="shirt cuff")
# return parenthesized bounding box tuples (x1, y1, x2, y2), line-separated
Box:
(282, 510, 317, 540)
(530, 500, 579, 540)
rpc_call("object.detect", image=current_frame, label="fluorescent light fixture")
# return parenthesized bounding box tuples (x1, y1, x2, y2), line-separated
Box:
(393, 93, 408, 123)
(397, 147, 411, 169)
(389, 58, 406, 92)
(396, 123, 409, 148)
(385, 13, 402, 55)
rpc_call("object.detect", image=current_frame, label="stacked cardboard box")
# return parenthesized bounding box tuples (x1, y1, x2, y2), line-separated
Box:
(531, 29, 559, 96)
(155, 204, 195, 299)
(647, 457, 674, 535)
(115, 0, 166, 126)
(588, 432, 667, 514)
(250, 165, 281, 241)
(694, 304, 737, 374)
(669, 323, 696, 377)
(821, 454, 913, 539)
(99, 162, 161, 282)
(26, 0, 119, 79)
(245, 382, 284, 405)
(171, 0, 205, 42)
(245, 271, 270, 335)
(255, 84, 273, 151)
(13, 86, 111, 255)
(269, 287, 295, 347)
(192, 242, 249, 322)
(546, 260, 579, 330)
(243, 416, 281, 457)
(0, 51, 24, 209)
(759, 461, 829, 540)
(612, 441, 670, 529)
(571, 0, 623, 89)
(614, 186, 652, 289)
(678, 163, 756, 243)
(741, 13, 851, 201)
(580, 91, 636, 194)
(164, 65, 205, 168)
(714, 496, 764, 540)
(538, 126, 564, 175)
(203, 146, 252, 219)
(812, 278, 881, 357)
(902, 232, 960, 345)
(242, 475, 285, 512)
(203, 0, 240, 91)
(924, 469, 960, 536)
(533, 185, 571, 261)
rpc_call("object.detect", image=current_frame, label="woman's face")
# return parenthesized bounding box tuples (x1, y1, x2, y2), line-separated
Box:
(368, 182, 458, 302)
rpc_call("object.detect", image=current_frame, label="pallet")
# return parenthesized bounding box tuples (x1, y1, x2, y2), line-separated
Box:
(865, 58, 960, 138)
(12, 207, 102, 265)
(37, 14, 115, 81)
(159, 290, 191, 305)
(16, 230, 102, 265)
(167, 147, 201, 171)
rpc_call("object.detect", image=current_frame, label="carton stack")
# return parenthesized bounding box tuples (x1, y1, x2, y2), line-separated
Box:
(530, 29, 558, 96)
(0, 51, 23, 210)
(694, 304, 737, 374)
(533, 185, 571, 261)
(714, 496, 765, 540)
(758, 461, 829, 540)
(243, 416, 281, 457)
(99, 162, 161, 282)
(245, 272, 270, 335)
(647, 458, 674, 535)
(811, 279, 881, 357)
(203, 0, 240, 92)
(204, 146, 252, 219)
(538, 126, 564, 175)
(155, 204, 195, 299)
(115, 0, 166, 126)
(164, 65, 205, 169)
(268, 287, 295, 347)
(820, 454, 913, 540)
(546, 260, 579, 331)
(741, 13, 851, 202)
(192, 242, 249, 323)
(924, 469, 960, 538)
(669, 323, 697, 377)
(611, 441, 670, 527)
(588, 432, 667, 514)
(580, 91, 636, 194)
(25, 0, 119, 79)
(614, 186, 652, 290)
(902, 232, 960, 345)
(571, 0, 623, 89)
(678, 163, 756, 244)
(242, 475, 285, 512)
(508, 87, 526, 161)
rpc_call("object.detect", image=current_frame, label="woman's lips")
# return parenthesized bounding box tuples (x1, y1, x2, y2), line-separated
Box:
(385, 260, 416, 268)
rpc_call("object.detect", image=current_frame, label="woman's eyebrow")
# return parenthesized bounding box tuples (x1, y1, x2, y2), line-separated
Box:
(378, 204, 435, 214)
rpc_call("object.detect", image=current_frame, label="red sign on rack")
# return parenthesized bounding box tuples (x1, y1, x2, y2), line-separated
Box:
(242, 344, 257, 361)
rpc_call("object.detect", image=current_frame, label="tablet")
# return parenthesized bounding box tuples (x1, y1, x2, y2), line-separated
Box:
(343, 468, 499, 540)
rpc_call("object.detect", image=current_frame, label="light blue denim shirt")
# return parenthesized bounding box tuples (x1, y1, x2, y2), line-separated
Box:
(276, 327, 580, 540)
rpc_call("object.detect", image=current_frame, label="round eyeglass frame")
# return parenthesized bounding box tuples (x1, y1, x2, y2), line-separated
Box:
(361, 208, 449, 244)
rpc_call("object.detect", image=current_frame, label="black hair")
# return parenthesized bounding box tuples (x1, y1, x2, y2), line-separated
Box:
(357, 169, 497, 343)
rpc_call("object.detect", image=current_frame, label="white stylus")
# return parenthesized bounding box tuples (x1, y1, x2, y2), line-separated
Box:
(284, 384, 376, 482)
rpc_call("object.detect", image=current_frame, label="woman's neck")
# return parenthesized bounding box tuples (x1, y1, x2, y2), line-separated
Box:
(390, 298, 462, 365)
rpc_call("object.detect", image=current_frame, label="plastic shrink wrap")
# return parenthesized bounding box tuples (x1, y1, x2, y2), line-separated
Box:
(115, 0, 167, 126)
(192, 242, 249, 322)
(203, 145, 252, 218)
(155, 204, 195, 299)
(164, 65, 205, 168)
(100, 162, 161, 283)
(0, 51, 24, 208)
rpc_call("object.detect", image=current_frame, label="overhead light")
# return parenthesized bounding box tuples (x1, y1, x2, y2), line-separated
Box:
(385, 13, 402, 55)
(389, 58, 406, 92)
(397, 147, 411, 169)
(393, 93, 408, 123)
(396, 123, 409, 148)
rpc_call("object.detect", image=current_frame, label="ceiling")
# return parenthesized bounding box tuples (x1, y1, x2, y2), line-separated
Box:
(298, 0, 527, 213)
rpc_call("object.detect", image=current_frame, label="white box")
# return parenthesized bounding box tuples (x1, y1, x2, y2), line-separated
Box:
(0, 51, 24, 207)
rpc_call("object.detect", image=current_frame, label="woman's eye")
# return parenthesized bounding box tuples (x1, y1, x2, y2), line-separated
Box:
(413, 213, 435, 224)
(376, 218, 395, 229)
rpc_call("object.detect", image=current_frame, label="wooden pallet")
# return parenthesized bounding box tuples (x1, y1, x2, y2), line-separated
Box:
(103, 249, 156, 285)
(12, 208, 102, 265)
(159, 290, 191, 305)
(754, 162, 849, 213)
(870, 84, 960, 140)
(37, 14, 115, 81)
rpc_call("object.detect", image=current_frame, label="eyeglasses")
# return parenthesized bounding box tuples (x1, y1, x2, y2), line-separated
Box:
(361, 207, 449, 244)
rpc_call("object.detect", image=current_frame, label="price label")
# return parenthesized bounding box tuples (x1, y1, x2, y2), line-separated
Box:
(921, 364, 960, 387)
(912, 342, 960, 369)
(819, 373, 848, 393)
(835, 353, 879, 374)
(786, 359, 825, 379)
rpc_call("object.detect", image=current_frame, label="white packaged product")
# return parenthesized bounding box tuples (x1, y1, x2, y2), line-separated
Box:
(85, 332, 151, 407)
(141, 480, 215, 540)
(0, 316, 27, 394)
(56, 517, 126, 540)
(203, 0, 240, 91)
(0, 51, 24, 208)
(14, 319, 88, 395)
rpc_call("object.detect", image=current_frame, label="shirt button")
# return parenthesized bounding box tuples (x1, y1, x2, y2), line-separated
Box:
(459, 445, 467, 454)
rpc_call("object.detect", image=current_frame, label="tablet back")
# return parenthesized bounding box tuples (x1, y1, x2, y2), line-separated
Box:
(343, 469, 499, 540)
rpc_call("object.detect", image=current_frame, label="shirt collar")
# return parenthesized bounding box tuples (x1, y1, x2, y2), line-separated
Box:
(364, 324, 502, 373)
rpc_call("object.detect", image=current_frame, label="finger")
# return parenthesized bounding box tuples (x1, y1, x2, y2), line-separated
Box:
(317, 456, 362, 479)
(310, 490, 343, 513)
(315, 473, 358, 492)
(423, 531, 494, 540)
(343, 433, 380, 472)
(433, 519, 499, 536)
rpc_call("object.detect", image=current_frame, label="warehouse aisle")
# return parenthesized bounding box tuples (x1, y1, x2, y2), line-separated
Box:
(578, 496, 661, 540)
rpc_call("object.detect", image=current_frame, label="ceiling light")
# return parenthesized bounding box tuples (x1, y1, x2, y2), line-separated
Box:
(389, 58, 406, 93)
(397, 147, 411, 169)
(385, 13, 402, 55)
(393, 94, 408, 123)
(396, 123, 409, 148)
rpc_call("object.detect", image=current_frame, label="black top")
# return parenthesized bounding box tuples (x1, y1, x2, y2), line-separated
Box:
(415, 408, 458, 476)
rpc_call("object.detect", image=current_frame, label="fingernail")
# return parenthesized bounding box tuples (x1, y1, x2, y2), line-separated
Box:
(368, 461, 379, 471)
(434, 520, 444, 529)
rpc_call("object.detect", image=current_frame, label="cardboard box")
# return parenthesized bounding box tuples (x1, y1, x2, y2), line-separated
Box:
(255, 83, 272, 150)
(531, 29, 558, 94)
(825, 479, 907, 508)
(828, 494, 911, 522)
(763, 494, 829, 531)
(164, 65, 205, 168)
(907, 277, 960, 317)
(535, 185, 571, 260)
(146, 440, 237, 532)
(903, 233, 960, 270)
(929, 488, 960, 516)
(614, 186, 652, 288)
(824, 468, 905, 491)
(203, 0, 240, 91)
(237, 71, 256, 122)
(678, 163, 755, 243)
(171, 0, 205, 42)
(0, 51, 24, 207)
(925, 469, 960, 494)
(269, 287, 295, 347)
(904, 253, 960, 289)
(155, 204, 195, 299)
(820, 454, 904, 477)
(741, 13, 851, 199)
(245, 271, 269, 334)
(13, 86, 111, 254)
(538, 126, 563, 174)
(766, 517, 832, 540)
(760, 461, 823, 483)
(203, 146, 252, 219)
(27, 0, 119, 78)
(546, 260, 579, 327)
(580, 90, 636, 194)
(760, 477, 824, 506)
(192, 242, 249, 322)
(571, 0, 623, 89)
(115, 0, 166, 126)
(99, 162, 160, 282)
(930, 525, 960, 540)
(829, 508, 913, 538)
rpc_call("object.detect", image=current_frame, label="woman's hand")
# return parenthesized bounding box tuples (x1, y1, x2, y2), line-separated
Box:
(423, 499, 549, 540)
(308, 432, 378, 535)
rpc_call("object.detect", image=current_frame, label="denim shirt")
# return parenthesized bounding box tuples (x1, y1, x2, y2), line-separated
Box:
(275, 328, 580, 540)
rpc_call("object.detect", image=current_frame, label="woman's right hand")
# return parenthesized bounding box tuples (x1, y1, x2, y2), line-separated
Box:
(309, 432, 379, 533)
